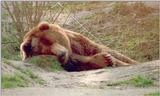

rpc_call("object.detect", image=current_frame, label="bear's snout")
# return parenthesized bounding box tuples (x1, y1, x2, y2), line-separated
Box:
(58, 51, 68, 64)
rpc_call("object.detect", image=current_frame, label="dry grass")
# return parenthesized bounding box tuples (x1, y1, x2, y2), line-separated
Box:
(63, 2, 112, 12)
(111, 2, 154, 17)
(67, 2, 159, 62)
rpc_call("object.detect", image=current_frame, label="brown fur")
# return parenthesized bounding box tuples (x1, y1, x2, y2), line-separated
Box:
(20, 22, 138, 71)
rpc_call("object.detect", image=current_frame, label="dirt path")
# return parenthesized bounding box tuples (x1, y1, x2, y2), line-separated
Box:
(2, 60, 160, 96)
(2, 87, 159, 96)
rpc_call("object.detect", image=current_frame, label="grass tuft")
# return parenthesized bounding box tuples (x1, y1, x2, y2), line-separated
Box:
(2, 74, 28, 88)
(22, 69, 45, 85)
(144, 92, 160, 96)
(22, 69, 38, 79)
(28, 56, 63, 72)
(127, 75, 154, 87)
(2, 58, 11, 65)
(107, 75, 154, 87)
(2, 69, 45, 89)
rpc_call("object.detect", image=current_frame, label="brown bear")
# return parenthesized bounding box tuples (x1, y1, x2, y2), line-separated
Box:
(20, 22, 138, 72)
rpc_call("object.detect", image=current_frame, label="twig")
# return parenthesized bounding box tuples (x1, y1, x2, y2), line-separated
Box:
(2, 42, 17, 44)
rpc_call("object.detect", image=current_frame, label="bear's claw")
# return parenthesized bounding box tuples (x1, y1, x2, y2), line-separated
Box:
(103, 54, 114, 67)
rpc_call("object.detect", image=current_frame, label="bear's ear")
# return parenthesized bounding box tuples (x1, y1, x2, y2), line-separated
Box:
(38, 22, 50, 31)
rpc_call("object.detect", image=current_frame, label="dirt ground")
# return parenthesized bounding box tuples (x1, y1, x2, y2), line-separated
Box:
(2, 60, 160, 96)
(2, 87, 159, 96)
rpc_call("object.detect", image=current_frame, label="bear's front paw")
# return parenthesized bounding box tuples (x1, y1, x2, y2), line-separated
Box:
(102, 54, 114, 67)
(92, 53, 114, 67)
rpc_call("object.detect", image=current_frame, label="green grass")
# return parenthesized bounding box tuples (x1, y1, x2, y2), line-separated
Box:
(144, 92, 160, 96)
(22, 69, 38, 79)
(2, 58, 11, 65)
(2, 74, 28, 88)
(2, 69, 45, 88)
(22, 69, 45, 84)
(127, 75, 154, 87)
(28, 56, 63, 72)
(2, 50, 63, 72)
(107, 75, 154, 87)
(2, 35, 21, 60)
(2, 49, 21, 60)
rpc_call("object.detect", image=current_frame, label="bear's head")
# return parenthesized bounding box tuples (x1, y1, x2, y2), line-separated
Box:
(20, 22, 72, 64)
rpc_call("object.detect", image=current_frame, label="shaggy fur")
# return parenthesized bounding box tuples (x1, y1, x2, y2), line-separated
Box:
(20, 22, 138, 71)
